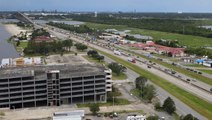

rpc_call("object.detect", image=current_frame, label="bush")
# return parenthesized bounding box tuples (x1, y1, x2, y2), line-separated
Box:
(154, 102, 161, 110)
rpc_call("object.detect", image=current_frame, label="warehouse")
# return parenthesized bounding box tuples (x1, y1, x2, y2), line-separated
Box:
(0, 64, 112, 109)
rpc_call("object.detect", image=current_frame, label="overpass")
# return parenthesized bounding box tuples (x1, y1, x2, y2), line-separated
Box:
(14, 12, 34, 24)
(14, 12, 41, 29)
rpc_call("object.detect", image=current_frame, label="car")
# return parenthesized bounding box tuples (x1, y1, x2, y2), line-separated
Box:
(198, 72, 202, 74)
(171, 71, 176, 74)
(186, 79, 191, 82)
(210, 88, 212, 92)
(104, 113, 108, 117)
(147, 66, 151, 68)
(97, 114, 101, 117)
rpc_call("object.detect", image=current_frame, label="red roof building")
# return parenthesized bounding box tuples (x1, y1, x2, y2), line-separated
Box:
(129, 42, 185, 57)
(33, 36, 54, 43)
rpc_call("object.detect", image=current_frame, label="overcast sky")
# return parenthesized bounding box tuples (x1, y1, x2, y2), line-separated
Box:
(0, 0, 212, 13)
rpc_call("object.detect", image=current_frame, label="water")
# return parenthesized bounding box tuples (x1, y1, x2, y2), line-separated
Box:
(33, 20, 84, 25)
(0, 23, 19, 62)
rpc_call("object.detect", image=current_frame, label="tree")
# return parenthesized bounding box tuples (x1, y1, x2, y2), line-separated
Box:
(108, 62, 126, 76)
(87, 50, 98, 57)
(62, 39, 73, 51)
(143, 84, 156, 102)
(75, 43, 88, 51)
(135, 76, 148, 90)
(181, 114, 199, 120)
(16, 41, 20, 46)
(97, 55, 104, 62)
(89, 104, 100, 115)
(147, 115, 159, 120)
(163, 97, 176, 114)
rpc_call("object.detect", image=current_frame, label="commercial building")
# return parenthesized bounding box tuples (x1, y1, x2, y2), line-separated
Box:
(0, 64, 112, 109)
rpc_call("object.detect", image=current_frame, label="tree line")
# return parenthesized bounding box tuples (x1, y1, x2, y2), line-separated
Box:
(71, 15, 212, 38)
(185, 47, 212, 59)
(47, 22, 94, 33)
(24, 39, 73, 55)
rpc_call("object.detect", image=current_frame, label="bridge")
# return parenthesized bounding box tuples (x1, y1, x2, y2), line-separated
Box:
(14, 12, 41, 29)
(14, 12, 34, 24)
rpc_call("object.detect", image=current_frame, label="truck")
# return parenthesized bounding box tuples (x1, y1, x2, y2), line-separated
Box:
(128, 57, 136, 63)
(114, 50, 121, 55)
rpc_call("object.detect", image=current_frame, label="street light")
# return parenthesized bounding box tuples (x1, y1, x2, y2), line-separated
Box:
(113, 96, 115, 112)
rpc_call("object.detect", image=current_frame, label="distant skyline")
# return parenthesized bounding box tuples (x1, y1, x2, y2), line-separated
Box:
(1, 0, 212, 13)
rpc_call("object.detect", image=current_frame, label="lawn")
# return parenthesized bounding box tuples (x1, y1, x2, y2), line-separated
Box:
(77, 98, 130, 108)
(83, 55, 105, 64)
(184, 64, 208, 68)
(91, 46, 212, 119)
(86, 22, 212, 48)
(19, 41, 28, 48)
(198, 69, 212, 75)
(112, 73, 127, 80)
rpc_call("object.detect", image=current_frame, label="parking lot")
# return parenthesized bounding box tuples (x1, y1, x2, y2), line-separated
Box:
(46, 54, 89, 65)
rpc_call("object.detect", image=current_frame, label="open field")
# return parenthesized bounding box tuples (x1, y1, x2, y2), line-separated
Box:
(198, 69, 212, 75)
(90, 47, 212, 119)
(86, 22, 212, 47)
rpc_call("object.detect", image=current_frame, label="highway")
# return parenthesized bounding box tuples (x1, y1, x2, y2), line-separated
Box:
(104, 54, 207, 119)
(45, 26, 209, 119)
(46, 25, 212, 102)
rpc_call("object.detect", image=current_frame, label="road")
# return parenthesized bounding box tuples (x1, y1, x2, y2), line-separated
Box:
(44, 25, 208, 120)
(98, 40, 212, 92)
(103, 52, 206, 119)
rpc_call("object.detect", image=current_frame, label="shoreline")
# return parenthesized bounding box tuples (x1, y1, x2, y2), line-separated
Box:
(3, 24, 26, 36)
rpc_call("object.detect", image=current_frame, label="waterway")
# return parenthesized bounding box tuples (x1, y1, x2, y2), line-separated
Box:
(0, 22, 19, 62)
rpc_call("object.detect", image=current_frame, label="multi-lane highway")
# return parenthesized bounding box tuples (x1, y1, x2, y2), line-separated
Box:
(43, 25, 210, 119)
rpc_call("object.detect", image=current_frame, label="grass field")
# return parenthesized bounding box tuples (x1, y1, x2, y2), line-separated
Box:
(112, 73, 127, 80)
(90, 46, 212, 119)
(86, 22, 212, 47)
(198, 69, 212, 75)
(77, 98, 130, 108)
(19, 41, 28, 48)
(83, 55, 105, 64)
(184, 64, 208, 68)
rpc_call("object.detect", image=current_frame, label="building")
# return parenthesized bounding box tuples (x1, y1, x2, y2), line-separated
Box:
(0, 64, 112, 109)
(203, 60, 212, 67)
(53, 110, 84, 120)
(0, 57, 43, 68)
(33, 36, 54, 43)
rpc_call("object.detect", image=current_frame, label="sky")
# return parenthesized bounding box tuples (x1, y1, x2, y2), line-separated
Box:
(0, 0, 212, 13)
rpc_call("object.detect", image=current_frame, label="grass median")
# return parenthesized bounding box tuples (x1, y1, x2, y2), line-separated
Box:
(91, 47, 212, 119)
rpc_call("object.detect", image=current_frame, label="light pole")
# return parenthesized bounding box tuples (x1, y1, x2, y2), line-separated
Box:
(113, 96, 115, 112)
